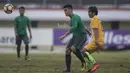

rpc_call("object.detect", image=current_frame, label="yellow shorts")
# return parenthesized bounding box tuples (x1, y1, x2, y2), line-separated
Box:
(84, 41, 104, 51)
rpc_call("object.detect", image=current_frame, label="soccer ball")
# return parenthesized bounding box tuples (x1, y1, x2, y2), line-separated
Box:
(4, 4, 14, 14)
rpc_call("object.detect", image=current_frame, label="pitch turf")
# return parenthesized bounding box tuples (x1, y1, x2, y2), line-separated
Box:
(0, 51, 130, 73)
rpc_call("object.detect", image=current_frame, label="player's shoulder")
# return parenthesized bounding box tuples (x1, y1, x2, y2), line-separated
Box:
(23, 16, 30, 21)
(91, 16, 99, 21)
(14, 16, 20, 20)
(15, 16, 20, 19)
(74, 14, 80, 17)
(92, 15, 99, 19)
(73, 14, 81, 19)
(24, 16, 29, 19)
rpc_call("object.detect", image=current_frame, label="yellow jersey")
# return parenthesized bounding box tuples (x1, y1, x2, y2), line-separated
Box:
(90, 15, 104, 42)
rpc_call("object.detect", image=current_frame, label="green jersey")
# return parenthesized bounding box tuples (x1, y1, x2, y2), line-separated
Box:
(69, 14, 86, 36)
(14, 16, 30, 35)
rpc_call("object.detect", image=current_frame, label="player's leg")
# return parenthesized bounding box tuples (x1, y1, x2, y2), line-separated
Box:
(88, 42, 104, 73)
(25, 44, 29, 57)
(81, 43, 99, 72)
(83, 50, 97, 71)
(71, 46, 86, 71)
(63, 37, 74, 72)
(64, 48, 71, 72)
(85, 50, 99, 73)
(22, 35, 30, 60)
(71, 46, 85, 63)
(16, 35, 22, 60)
(71, 35, 87, 71)
(17, 44, 21, 60)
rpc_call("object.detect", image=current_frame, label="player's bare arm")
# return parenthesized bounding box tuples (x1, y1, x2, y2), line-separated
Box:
(14, 23, 18, 36)
(86, 29, 92, 36)
(59, 31, 70, 40)
(27, 24, 32, 39)
(14, 24, 17, 35)
(93, 28, 102, 49)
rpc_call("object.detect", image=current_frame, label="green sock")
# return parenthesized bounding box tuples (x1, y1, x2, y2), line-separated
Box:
(85, 52, 96, 64)
(84, 56, 93, 70)
(83, 52, 96, 70)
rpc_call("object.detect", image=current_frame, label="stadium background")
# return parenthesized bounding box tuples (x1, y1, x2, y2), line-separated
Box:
(0, 0, 130, 73)
(0, 0, 130, 53)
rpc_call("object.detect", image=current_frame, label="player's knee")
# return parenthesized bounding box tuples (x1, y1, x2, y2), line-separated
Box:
(80, 48, 92, 54)
(25, 44, 29, 46)
(66, 51, 71, 55)
(71, 46, 76, 53)
(66, 48, 71, 55)
(24, 42, 29, 45)
(85, 49, 93, 54)
(17, 44, 21, 47)
(80, 48, 86, 53)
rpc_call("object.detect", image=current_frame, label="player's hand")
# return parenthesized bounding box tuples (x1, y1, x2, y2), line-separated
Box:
(59, 35, 66, 40)
(30, 34, 32, 39)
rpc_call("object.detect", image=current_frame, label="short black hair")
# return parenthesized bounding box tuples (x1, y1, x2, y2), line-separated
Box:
(63, 4, 73, 9)
(88, 6, 98, 15)
(19, 6, 25, 10)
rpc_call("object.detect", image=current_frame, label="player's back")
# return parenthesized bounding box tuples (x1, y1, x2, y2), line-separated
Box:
(70, 14, 86, 36)
(90, 15, 104, 42)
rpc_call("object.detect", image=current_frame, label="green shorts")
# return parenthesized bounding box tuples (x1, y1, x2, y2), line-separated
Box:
(66, 34, 87, 50)
(16, 34, 29, 45)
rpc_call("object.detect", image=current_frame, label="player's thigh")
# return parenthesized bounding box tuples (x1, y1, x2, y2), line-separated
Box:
(84, 41, 104, 53)
(16, 35, 22, 45)
(66, 36, 75, 54)
(84, 42, 97, 52)
(22, 35, 29, 45)
(74, 35, 87, 50)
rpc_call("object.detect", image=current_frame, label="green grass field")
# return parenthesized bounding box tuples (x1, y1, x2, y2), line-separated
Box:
(0, 51, 130, 73)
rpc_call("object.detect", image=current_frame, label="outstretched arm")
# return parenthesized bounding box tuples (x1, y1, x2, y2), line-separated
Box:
(59, 30, 70, 40)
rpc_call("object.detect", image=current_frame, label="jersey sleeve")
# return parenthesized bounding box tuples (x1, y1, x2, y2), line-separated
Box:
(69, 16, 79, 33)
(27, 17, 31, 25)
(91, 18, 98, 28)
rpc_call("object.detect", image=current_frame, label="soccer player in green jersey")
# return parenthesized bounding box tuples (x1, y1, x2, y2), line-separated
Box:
(59, 4, 88, 72)
(14, 7, 32, 60)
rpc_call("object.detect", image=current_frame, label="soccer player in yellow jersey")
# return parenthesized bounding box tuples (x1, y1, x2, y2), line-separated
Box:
(81, 6, 104, 73)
